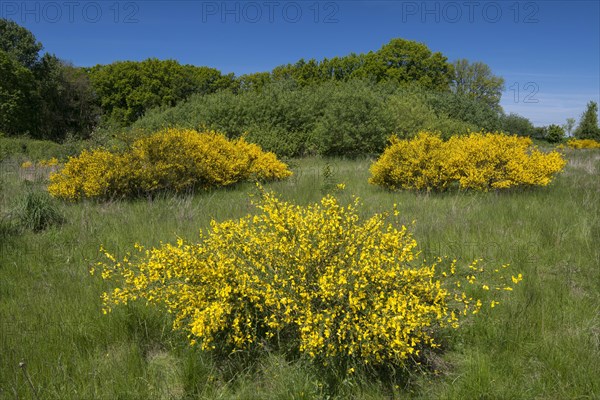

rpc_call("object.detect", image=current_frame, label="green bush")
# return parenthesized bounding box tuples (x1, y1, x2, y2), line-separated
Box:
(313, 81, 394, 156)
(546, 124, 565, 143)
(500, 113, 536, 136)
(0, 136, 85, 161)
(16, 190, 65, 232)
(385, 91, 475, 139)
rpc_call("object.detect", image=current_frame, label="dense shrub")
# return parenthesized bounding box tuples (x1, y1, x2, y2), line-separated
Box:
(422, 90, 502, 132)
(499, 113, 535, 137)
(48, 129, 291, 201)
(566, 138, 600, 149)
(16, 190, 65, 232)
(96, 190, 520, 373)
(370, 132, 566, 191)
(134, 81, 324, 157)
(385, 92, 476, 139)
(0, 136, 82, 161)
(546, 124, 565, 143)
(313, 81, 394, 156)
(133, 80, 502, 158)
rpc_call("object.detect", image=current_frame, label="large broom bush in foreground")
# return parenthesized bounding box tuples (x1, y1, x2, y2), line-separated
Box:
(48, 129, 291, 200)
(95, 189, 522, 378)
(370, 132, 566, 191)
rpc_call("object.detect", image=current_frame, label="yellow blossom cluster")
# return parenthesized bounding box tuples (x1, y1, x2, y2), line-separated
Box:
(21, 157, 60, 169)
(96, 190, 520, 369)
(370, 132, 566, 191)
(48, 129, 291, 200)
(566, 138, 600, 149)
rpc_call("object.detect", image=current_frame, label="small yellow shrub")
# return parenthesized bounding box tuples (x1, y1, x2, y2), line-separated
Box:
(370, 132, 566, 191)
(96, 190, 520, 371)
(38, 157, 59, 167)
(48, 129, 291, 200)
(567, 138, 600, 149)
(369, 134, 448, 191)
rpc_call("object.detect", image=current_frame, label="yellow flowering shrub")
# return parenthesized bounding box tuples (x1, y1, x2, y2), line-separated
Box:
(370, 132, 566, 191)
(95, 190, 521, 372)
(48, 129, 291, 200)
(21, 158, 60, 169)
(567, 138, 600, 149)
(38, 157, 60, 167)
(368, 134, 448, 191)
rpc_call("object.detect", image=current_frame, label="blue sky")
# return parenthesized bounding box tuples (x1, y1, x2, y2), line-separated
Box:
(3, 0, 599, 126)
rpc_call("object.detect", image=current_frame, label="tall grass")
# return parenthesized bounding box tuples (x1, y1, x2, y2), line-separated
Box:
(0, 149, 598, 399)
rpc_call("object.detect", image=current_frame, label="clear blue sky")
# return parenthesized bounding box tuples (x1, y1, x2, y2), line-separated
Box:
(4, 0, 599, 126)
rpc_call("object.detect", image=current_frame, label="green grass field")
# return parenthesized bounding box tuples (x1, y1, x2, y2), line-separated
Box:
(1, 148, 599, 399)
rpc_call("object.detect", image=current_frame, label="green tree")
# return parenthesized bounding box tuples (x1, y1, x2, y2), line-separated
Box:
(0, 50, 40, 135)
(1, 19, 100, 140)
(451, 59, 505, 111)
(546, 124, 565, 143)
(0, 18, 42, 69)
(237, 72, 272, 92)
(563, 117, 576, 137)
(574, 101, 600, 140)
(88, 59, 231, 126)
(358, 39, 454, 90)
(34, 55, 99, 140)
(500, 113, 535, 136)
(321, 54, 365, 81)
(268, 39, 453, 91)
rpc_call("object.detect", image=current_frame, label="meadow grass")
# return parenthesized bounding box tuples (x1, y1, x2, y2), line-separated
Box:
(1, 149, 599, 399)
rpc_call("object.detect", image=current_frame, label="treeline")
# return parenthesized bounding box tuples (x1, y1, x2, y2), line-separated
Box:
(0, 19, 233, 139)
(2, 18, 599, 151)
(1, 19, 98, 140)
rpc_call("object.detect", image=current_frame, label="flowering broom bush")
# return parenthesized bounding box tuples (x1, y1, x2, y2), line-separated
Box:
(48, 129, 292, 201)
(370, 132, 566, 191)
(566, 138, 600, 149)
(95, 189, 521, 373)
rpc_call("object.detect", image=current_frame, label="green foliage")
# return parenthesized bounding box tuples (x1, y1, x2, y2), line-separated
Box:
(0, 136, 84, 161)
(500, 113, 536, 136)
(0, 19, 99, 141)
(546, 124, 565, 143)
(133, 80, 501, 158)
(267, 39, 453, 92)
(313, 81, 394, 156)
(359, 39, 454, 90)
(87, 59, 235, 127)
(16, 190, 65, 232)
(0, 18, 42, 69)
(237, 71, 273, 92)
(574, 101, 600, 140)
(34, 55, 100, 140)
(451, 59, 505, 111)
(0, 50, 40, 135)
(133, 79, 325, 157)
(385, 91, 475, 139)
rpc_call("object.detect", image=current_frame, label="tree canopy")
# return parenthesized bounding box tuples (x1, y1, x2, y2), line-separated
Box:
(574, 101, 600, 140)
(451, 59, 505, 111)
(87, 59, 235, 127)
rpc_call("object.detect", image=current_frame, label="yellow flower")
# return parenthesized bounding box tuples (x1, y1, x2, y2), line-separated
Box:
(370, 132, 566, 192)
(95, 190, 520, 370)
(48, 129, 292, 201)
